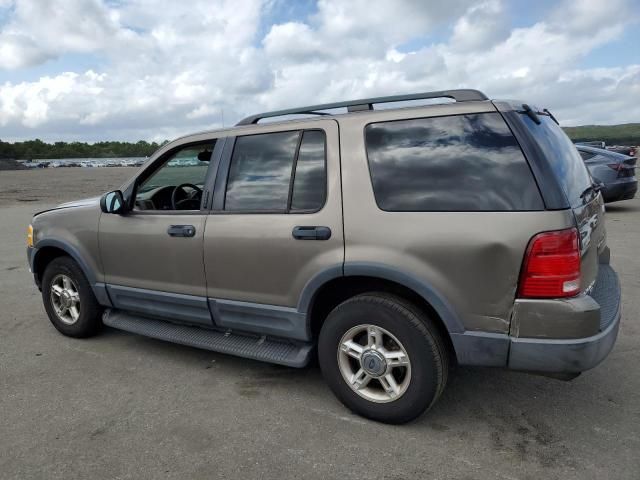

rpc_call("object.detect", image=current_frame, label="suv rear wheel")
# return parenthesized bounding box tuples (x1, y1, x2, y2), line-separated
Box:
(41, 256, 103, 338)
(318, 293, 448, 424)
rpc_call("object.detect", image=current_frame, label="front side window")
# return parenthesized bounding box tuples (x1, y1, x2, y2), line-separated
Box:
(365, 113, 544, 211)
(135, 143, 213, 211)
(224, 130, 326, 212)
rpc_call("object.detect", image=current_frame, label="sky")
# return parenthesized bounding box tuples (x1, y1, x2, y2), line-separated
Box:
(0, 0, 639, 142)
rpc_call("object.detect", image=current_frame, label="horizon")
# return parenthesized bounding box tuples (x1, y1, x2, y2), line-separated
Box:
(0, 121, 638, 146)
(0, 0, 639, 143)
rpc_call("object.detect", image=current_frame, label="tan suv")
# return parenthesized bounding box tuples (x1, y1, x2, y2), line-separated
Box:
(27, 90, 621, 423)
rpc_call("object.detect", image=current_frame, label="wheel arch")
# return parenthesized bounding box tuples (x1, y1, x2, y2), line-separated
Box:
(31, 239, 112, 307)
(33, 239, 96, 285)
(301, 263, 464, 358)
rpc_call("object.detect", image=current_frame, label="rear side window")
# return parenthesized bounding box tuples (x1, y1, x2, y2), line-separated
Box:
(365, 113, 544, 211)
(225, 131, 299, 211)
(520, 114, 593, 208)
(224, 130, 326, 212)
(291, 130, 326, 211)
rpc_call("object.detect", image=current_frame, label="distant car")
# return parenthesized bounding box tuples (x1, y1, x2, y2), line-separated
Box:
(576, 141, 606, 149)
(606, 145, 637, 157)
(577, 145, 637, 203)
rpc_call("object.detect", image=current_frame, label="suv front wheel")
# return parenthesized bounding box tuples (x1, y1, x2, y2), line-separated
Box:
(41, 256, 103, 338)
(318, 293, 449, 424)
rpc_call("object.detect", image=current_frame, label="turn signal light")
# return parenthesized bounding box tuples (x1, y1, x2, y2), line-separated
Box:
(518, 228, 581, 298)
(27, 224, 34, 247)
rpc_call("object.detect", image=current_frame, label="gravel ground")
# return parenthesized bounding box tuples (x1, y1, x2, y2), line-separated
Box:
(0, 169, 639, 479)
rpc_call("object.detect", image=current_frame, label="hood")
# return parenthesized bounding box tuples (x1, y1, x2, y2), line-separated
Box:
(34, 196, 101, 217)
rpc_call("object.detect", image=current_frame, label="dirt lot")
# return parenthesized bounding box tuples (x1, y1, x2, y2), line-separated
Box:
(1, 168, 639, 479)
(0, 167, 133, 206)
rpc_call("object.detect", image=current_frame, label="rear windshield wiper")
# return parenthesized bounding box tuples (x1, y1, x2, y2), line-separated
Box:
(519, 104, 541, 124)
(543, 108, 559, 125)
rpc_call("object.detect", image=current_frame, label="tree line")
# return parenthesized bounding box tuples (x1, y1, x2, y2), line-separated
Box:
(0, 139, 169, 160)
(562, 123, 640, 146)
(1, 123, 638, 161)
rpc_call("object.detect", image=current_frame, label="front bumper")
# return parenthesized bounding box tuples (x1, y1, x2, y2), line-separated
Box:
(508, 263, 621, 373)
(27, 246, 36, 271)
(27, 246, 41, 289)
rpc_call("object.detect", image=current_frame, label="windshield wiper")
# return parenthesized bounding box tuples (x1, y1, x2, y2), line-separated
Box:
(543, 108, 559, 125)
(520, 104, 541, 125)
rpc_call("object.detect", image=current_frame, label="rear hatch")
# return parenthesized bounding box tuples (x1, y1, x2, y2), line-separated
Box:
(517, 111, 606, 292)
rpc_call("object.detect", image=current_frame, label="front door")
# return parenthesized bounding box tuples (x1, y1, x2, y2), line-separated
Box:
(99, 140, 219, 326)
(203, 120, 343, 340)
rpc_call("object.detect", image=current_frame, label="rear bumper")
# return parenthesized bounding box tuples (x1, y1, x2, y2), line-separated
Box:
(508, 302, 620, 373)
(602, 179, 637, 203)
(509, 263, 621, 373)
(452, 264, 622, 373)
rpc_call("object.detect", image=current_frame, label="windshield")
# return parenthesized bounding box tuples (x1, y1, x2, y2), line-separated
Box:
(520, 113, 593, 208)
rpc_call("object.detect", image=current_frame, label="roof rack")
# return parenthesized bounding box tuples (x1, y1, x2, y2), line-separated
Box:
(236, 89, 488, 126)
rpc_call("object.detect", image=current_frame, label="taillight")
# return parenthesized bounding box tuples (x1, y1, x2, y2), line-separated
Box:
(518, 228, 581, 298)
(607, 163, 623, 171)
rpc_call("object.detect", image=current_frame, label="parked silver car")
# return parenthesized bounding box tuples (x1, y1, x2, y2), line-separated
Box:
(576, 145, 637, 203)
(27, 90, 622, 423)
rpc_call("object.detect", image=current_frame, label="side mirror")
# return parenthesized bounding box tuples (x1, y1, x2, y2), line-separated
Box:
(100, 190, 126, 214)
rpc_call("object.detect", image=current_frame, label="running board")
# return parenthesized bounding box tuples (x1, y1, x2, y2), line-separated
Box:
(102, 309, 313, 368)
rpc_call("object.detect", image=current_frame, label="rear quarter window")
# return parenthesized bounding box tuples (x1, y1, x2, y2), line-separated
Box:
(365, 112, 544, 211)
(519, 114, 593, 208)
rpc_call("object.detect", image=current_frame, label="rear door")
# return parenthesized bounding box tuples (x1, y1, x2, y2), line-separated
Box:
(203, 120, 343, 338)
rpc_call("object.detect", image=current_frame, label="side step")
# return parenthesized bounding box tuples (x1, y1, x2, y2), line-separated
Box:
(102, 309, 313, 368)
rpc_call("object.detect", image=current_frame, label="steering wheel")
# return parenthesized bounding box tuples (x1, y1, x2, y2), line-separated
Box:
(171, 183, 203, 210)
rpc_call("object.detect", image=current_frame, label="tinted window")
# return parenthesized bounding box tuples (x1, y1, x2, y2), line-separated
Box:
(578, 150, 595, 161)
(365, 113, 544, 211)
(225, 131, 299, 211)
(520, 114, 593, 208)
(291, 130, 326, 211)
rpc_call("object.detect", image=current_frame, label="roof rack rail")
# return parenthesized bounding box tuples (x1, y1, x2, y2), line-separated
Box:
(236, 89, 488, 126)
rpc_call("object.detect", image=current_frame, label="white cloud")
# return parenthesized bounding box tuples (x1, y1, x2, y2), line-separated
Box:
(549, 0, 633, 35)
(450, 0, 509, 51)
(0, 0, 638, 141)
(0, 0, 130, 70)
(0, 33, 50, 69)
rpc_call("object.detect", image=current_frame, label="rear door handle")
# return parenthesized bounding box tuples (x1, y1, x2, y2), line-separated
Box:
(292, 226, 331, 240)
(167, 225, 196, 237)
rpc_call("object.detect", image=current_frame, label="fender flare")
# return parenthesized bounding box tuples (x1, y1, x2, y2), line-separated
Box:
(33, 238, 97, 284)
(32, 238, 112, 307)
(297, 262, 464, 334)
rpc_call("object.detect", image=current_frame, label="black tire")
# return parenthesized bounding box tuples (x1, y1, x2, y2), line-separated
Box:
(318, 293, 449, 424)
(41, 256, 103, 338)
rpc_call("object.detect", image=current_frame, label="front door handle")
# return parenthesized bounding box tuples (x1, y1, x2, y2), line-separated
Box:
(167, 225, 196, 237)
(292, 226, 331, 240)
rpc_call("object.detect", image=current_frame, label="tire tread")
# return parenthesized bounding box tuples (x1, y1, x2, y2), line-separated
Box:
(318, 292, 450, 423)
